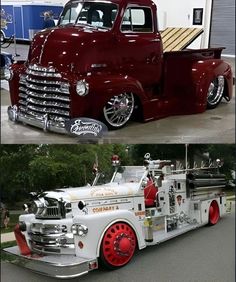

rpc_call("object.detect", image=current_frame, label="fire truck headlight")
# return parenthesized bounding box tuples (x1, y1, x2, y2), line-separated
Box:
(76, 80, 89, 96)
(71, 224, 88, 236)
(78, 224, 88, 236)
(31, 201, 38, 214)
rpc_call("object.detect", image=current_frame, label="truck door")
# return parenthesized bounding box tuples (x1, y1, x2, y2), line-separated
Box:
(117, 6, 162, 89)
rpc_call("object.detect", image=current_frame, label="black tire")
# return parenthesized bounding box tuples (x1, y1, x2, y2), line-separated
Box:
(207, 75, 225, 109)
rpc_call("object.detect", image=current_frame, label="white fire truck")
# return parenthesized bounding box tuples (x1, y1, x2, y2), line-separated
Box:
(4, 153, 229, 279)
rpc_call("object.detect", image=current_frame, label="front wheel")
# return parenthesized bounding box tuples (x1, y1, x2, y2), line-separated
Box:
(0, 30, 6, 44)
(207, 75, 225, 109)
(100, 222, 137, 269)
(208, 200, 220, 225)
(103, 92, 135, 129)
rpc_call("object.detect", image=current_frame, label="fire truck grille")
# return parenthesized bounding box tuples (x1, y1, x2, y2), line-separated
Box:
(34, 197, 66, 220)
(36, 207, 61, 219)
(18, 64, 70, 123)
(35, 205, 63, 220)
(29, 223, 74, 254)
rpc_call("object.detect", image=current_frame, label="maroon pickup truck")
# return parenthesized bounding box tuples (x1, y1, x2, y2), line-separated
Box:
(8, 0, 233, 131)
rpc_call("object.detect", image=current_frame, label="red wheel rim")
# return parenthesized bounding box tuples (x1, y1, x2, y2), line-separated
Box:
(102, 222, 136, 267)
(209, 200, 220, 225)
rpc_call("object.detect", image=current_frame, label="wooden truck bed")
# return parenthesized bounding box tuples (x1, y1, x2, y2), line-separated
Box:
(160, 27, 204, 52)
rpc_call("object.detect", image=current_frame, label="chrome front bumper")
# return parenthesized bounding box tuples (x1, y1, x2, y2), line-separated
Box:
(7, 105, 67, 134)
(3, 246, 98, 279)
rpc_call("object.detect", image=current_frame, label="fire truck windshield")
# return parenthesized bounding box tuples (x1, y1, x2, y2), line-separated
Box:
(58, 1, 118, 29)
(112, 166, 146, 184)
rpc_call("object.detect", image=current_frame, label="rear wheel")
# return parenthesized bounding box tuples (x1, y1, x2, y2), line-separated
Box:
(103, 92, 135, 129)
(208, 200, 220, 225)
(207, 75, 225, 109)
(100, 222, 137, 269)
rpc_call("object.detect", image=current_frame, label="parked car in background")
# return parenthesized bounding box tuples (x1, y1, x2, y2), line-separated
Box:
(1, 52, 12, 80)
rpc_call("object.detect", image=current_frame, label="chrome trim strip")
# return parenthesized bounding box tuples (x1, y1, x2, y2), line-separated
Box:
(26, 97, 70, 109)
(19, 99, 27, 105)
(29, 64, 57, 73)
(26, 83, 70, 94)
(22, 90, 70, 102)
(19, 86, 26, 92)
(30, 242, 75, 249)
(26, 76, 65, 86)
(19, 93, 27, 98)
(3, 246, 96, 279)
(26, 69, 62, 78)
(25, 104, 70, 116)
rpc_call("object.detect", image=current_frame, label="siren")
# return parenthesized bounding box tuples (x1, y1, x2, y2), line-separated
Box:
(111, 155, 120, 166)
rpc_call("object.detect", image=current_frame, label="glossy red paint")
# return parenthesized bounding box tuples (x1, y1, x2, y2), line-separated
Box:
(8, 0, 233, 131)
(209, 200, 220, 225)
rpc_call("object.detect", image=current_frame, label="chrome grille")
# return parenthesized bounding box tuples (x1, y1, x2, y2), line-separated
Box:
(18, 64, 70, 123)
(29, 223, 74, 254)
(35, 204, 62, 219)
(33, 197, 68, 220)
(46, 206, 60, 217)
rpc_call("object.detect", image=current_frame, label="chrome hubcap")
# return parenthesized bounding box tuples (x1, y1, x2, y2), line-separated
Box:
(103, 93, 134, 127)
(0, 32, 4, 43)
(207, 75, 224, 106)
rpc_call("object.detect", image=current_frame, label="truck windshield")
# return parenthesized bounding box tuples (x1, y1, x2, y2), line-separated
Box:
(112, 166, 146, 184)
(59, 1, 118, 29)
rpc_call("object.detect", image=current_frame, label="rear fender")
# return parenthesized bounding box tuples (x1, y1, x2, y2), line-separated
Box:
(192, 59, 233, 106)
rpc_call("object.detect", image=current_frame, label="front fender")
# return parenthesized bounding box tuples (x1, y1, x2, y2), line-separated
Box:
(192, 59, 233, 106)
(83, 74, 146, 118)
(73, 210, 146, 259)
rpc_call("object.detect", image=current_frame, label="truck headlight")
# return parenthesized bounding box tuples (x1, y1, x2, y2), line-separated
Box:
(71, 224, 88, 236)
(76, 80, 89, 96)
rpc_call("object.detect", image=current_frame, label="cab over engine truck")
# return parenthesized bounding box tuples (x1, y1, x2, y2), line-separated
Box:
(4, 154, 230, 279)
(7, 0, 233, 131)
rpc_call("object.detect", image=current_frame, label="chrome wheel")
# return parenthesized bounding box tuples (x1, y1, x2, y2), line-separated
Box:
(0, 31, 5, 44)
(207, 75, 224, 109)
(103, 93, 135, 129)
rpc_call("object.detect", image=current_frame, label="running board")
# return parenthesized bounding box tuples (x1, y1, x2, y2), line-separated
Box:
(146, 223, 205, 246)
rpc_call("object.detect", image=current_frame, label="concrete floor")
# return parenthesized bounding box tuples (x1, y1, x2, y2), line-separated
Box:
(1, 44, 235, 144)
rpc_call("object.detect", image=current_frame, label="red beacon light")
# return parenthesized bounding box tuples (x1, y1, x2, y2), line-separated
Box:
(111, 155, 120, 166)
